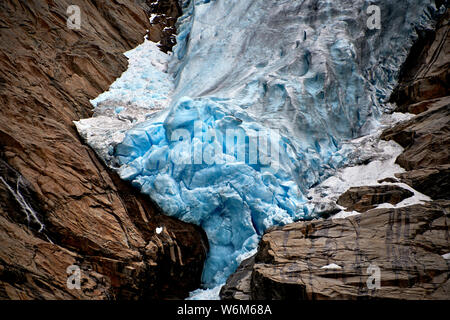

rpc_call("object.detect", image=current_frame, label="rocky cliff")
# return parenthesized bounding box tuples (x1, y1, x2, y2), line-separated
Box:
(222, 201, 449, 300)
(221, 7, 450, 300)
(0, 0, 207, 300)
(145, 0, 181, 53)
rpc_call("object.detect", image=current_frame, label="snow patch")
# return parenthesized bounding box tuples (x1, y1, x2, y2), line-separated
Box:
(321, 263, 342, 270)
(149, 13, 159, 24)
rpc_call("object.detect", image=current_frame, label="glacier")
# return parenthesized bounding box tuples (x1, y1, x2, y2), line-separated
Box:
(75, 0, 443, 288)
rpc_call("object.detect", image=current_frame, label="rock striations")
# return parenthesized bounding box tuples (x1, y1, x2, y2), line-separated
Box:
(0, 0, 207, 300)
(221, 7, 450, 300)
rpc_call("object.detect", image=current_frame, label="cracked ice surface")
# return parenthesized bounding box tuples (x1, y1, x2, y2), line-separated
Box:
(75, 0, 441, 287)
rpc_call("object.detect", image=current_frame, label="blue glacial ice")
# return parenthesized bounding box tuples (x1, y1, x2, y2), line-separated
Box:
(75, 0, 442, 288)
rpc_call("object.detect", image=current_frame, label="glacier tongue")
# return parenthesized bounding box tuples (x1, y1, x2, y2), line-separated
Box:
(75, 0, 440, 288)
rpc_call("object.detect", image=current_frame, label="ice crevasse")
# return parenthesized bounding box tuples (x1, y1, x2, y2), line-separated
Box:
(75, 0, 443, 287)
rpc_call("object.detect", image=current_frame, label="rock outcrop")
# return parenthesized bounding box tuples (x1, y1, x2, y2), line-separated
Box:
(0, 0, 207, 300)
(222, 201, 450, 300)
(395, 165, 450, 200)
(220, 256, 254, 300)
(221, 6, 450, 300)
(380, 101, 450, 199)
(145, 0, 181, 53)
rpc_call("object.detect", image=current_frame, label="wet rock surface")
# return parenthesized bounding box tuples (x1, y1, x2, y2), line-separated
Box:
(0, 0, 207, 300)
(144, 0, 181, 53)
(395, 165, 450, 200)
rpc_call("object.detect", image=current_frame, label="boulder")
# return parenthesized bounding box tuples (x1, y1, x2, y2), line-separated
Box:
(336, 185, 414, 212)
(377, 177, 399, 184)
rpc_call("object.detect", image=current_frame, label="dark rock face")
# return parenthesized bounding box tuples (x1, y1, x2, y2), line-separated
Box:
(220, 256, 254, 300)
(381, 103, 450, 172)
(395, 165, 450, 200)
(337, 185, 414, 212)
(0, 0, 207, 300)
(381, 9, 449, 202)
(389, 10, 450, 111)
